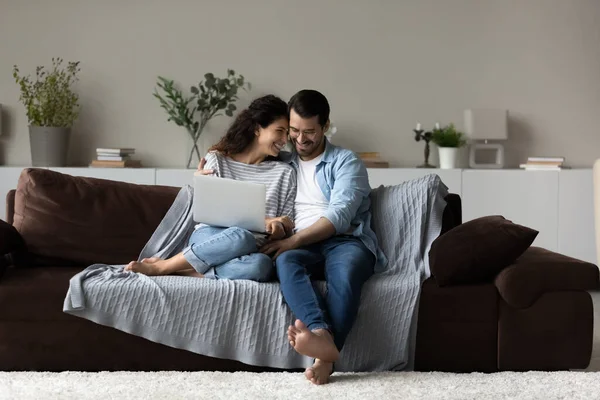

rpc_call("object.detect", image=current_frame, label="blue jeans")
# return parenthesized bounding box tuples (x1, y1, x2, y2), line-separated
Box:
(182, 226, 274, 282)
(275, 236, 375, 351)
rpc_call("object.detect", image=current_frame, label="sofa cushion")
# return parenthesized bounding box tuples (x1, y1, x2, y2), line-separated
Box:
(12, 168, 180, 265)
(495, 246, 600, 309)
(429, 215, 538, 286)
(0, 266, 85, 321)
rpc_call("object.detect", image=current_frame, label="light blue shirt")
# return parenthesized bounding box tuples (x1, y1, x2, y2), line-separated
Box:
(286, 140, 388, 270)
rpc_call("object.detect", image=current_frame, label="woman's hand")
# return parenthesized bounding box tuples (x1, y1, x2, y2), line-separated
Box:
(265, 216, 294, 235)
(194, 158, 215, 176)
(266, 221, 286, 240)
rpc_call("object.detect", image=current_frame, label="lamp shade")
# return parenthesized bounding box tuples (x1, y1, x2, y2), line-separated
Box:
(464, 109, 508, 140)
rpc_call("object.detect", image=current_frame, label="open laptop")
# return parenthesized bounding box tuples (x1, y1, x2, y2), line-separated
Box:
(192, 174, 267, 233)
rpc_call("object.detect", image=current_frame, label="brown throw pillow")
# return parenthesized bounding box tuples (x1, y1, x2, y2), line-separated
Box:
(429, 215, 538, 286)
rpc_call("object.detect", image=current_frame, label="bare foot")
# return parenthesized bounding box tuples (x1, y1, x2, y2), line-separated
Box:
(305, 359, 333, 385)
(175, 268, 204, 278)
(141, 257, 161, 263)
(125, 259, 170, 275)
(124, 253, 194, 276)
(287, 319, 339, 362)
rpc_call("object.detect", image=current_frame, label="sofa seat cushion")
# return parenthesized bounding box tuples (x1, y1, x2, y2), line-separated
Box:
(12, 168, 179, 265)
(495, 246, 599, 309)
(429, 215, 538, 286)
(0, 266, 84, 321)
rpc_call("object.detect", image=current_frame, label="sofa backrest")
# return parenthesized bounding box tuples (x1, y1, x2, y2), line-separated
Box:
(12, 168, 180, 265)
(9, 168, 463, 267)
(6, 190, 16, 226)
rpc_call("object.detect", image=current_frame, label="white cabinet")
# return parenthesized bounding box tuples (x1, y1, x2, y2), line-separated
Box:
(49, 167, 155, 185)
(462, 170, 559, 251)
(155, 169, 194, 187)
(558, 170, 596, 263)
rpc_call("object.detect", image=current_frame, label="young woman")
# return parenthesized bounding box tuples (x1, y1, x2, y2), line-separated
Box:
(125, 94, 296, 281)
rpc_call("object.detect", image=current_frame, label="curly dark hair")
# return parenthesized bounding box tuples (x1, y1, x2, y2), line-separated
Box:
(209, 94, 288, 155)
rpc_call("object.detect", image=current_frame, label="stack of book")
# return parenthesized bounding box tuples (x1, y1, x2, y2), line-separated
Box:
(357, 152, 389, 168)
(90, 148, 141, 168)
(519, 156, 566, 171)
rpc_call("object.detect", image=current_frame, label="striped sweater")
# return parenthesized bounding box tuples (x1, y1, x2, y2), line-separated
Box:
(202, 151, 297, 245)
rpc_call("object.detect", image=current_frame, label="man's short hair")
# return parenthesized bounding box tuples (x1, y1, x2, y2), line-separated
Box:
(288, 89, 330, 127)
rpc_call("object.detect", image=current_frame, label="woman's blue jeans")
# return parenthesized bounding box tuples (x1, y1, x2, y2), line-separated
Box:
(182, 226, 274, 281)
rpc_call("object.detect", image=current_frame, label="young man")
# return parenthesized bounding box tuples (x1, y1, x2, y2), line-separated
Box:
(260, 89, 387, 385)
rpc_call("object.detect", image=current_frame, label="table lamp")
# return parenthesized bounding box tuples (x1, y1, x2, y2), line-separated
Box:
(464, 108, 508, 169)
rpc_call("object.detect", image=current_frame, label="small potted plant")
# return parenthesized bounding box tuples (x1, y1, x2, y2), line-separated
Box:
(153, 70, 251, 168)
(13, 58, 81, 167)
(431, 123, 466, 169)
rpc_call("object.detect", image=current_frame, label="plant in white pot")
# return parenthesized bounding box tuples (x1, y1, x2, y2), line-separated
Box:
(153, 70, 251, 168)
(13, 58, 81, 167)
(431, 123, 466, 169)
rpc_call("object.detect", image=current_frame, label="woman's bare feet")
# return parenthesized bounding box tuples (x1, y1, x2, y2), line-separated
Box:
(305, 359, 333, 385)
(125, 258, 169, 275)
(124, 253, 196, 276)
(287, 319, 339, 362)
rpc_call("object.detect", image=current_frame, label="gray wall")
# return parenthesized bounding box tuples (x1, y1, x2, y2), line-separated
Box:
(1, 0, 599, 168)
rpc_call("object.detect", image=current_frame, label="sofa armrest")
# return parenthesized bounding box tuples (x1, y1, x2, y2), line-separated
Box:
(0, 219, 25, 256)
(0, 219, 26, 275)
(494, 246, 599, 309)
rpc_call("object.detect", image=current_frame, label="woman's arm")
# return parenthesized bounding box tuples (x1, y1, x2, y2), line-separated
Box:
(277, 168, 297, 237)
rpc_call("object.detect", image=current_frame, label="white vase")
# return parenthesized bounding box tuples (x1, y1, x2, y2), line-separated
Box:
(438, 147, 458, 169)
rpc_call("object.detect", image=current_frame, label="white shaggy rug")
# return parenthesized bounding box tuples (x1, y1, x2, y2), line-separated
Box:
(1, 371, 600, 400)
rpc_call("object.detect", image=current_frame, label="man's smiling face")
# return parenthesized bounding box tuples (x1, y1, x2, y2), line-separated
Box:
(289, 108, 329, 161)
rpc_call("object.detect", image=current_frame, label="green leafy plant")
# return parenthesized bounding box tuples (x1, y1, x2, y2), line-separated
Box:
(13, 58, 81, 127)
(431, 123, 467, 148)
(153, 70, 251, 168)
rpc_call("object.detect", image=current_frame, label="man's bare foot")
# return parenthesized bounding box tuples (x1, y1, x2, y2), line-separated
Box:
(125, 259, 169, 275)
(305, 359, 333, 385)
(287, 319, 339, 362)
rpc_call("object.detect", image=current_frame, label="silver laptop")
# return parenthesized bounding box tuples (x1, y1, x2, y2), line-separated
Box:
(193, 174, 266, 233)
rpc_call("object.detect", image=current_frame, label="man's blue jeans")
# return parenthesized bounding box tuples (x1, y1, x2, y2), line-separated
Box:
(275, 236, 375, 351)
(182, 226, 273, 281)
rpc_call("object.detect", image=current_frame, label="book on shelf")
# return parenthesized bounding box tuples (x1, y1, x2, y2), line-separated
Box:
(526, 156, 564, 163)
(520, 156, 567, 170)
(90, 159, 142, 168)
(357, 152, 389, 168)
(92, 147, 140, 167)
(97, 155, 131, 161)
(95, 148, 136, 156)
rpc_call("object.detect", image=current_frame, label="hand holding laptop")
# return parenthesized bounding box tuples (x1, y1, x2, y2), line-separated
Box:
(194, 158, 214, 176)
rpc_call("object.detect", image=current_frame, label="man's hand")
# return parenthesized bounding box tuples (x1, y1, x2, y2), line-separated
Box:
(194, 157, 215, 176)
(266, 216, 294, 236)
(260, 236, 301, 260)
(266, 221, 286, 240)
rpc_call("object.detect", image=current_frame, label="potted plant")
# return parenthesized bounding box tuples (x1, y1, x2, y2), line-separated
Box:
(431, 123, 466, 169)
(153, 70, 251, 168)
(13, 58, 81, 167)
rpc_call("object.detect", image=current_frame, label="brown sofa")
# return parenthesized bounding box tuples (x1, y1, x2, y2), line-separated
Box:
(0, 168, 598, 372)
